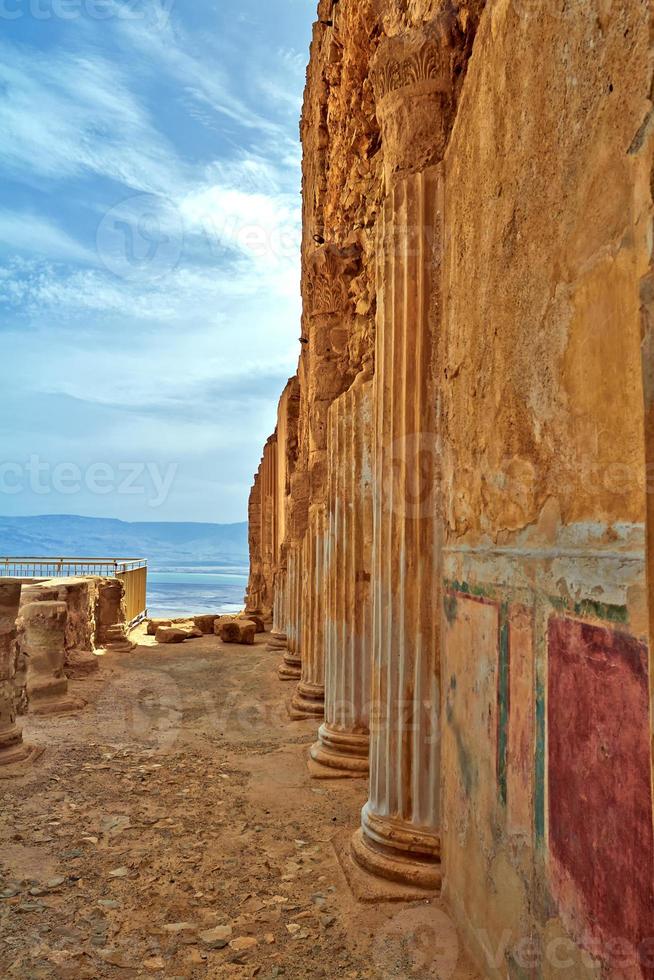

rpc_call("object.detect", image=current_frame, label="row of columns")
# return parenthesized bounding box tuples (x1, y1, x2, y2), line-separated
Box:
(270, 166, 444, 890)
(256, 14, 465, 891)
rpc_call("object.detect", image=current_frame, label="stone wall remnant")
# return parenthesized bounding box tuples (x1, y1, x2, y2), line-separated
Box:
(95, 578, 134, 652)
(20, 577, 97, 672)
(0, 581, 36, 767)
(19, 601, 86, 715)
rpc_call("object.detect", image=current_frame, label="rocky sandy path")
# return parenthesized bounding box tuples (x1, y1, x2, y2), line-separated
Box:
(0, 629, 479, 979)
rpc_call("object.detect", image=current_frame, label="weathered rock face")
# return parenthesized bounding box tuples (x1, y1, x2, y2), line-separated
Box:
(248, 1, 654, 975)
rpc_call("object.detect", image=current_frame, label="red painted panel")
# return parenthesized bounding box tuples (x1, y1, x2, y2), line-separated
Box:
(548, 617, 654, 977)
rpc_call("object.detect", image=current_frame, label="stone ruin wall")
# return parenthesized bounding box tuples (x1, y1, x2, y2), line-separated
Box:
(0, 576, 130, 760)
(246, 1, 654, 976)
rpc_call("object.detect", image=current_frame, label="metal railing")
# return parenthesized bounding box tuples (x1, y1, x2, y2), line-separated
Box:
(0, 557, 148, 626)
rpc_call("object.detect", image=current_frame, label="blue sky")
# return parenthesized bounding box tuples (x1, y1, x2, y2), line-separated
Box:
(0, 0, 314, 523)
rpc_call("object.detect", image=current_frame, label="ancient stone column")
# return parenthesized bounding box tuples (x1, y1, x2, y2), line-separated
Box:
(20, 577, 99, 676)
(288, 242, 362, 719)
(279, 545, 302, 680)
(291, 506, 328, 718)
(262, 435, 278, 626)
(270, 377, 301, 648)
(311, 375, 373, 774)
(0, 581, 35, 767)
(20, 601, 86, 715)
(245, 434, 278, 624)
(270, 565, 288, 649)
(279, 445, 309, 681)
(351, 168, 444, 889)
(246, 467, 264, 616)
(95, 578, 135, 652)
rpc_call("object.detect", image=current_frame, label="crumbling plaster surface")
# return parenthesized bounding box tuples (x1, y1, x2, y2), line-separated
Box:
(441, 0, 653, 543)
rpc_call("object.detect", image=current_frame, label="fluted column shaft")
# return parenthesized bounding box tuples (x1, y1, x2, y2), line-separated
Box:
(311, 378, 373, 772)
(291, 507, 328, 717)
(279, 547, 302, 680)
(352, 169, 443, 890)
(271, 567, 287, 641)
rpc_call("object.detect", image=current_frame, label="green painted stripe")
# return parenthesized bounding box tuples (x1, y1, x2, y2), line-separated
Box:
(573, 598, 628, 624)
(535, 674, 546, 846)
(497, 603, 510, 808)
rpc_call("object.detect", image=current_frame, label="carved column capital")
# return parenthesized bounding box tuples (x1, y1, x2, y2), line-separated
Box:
(305, 243, 361, 320)
(371, 20, 457, 189)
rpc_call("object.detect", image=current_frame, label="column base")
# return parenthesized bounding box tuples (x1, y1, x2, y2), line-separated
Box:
(289, 680, 324, 719)
(350, 806, 442, 891)
(278, 651, 301, 681)
(270, 630, 287, 642)
(0, 726, 41, 769)
(65, 649, 100, 678)
(310, 724, 369, 775)
(29, 696, 87, 717)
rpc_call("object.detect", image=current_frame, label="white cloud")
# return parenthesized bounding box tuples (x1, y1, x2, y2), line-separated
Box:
(0, 210, 93, 264)
(0, 40, 181, 193)
(0, 0, 313, 521)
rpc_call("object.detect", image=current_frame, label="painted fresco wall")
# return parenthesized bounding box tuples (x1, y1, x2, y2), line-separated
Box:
(440, 1, 654, 977)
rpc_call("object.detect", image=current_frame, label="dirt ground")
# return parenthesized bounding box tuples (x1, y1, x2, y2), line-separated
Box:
(0, 628, 481, 980)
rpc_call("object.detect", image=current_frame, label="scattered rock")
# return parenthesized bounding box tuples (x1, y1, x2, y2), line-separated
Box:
(199, 925, 233, 949)
(238, 613, 265, 634)
(163, 922, 196, 934)
(229, 936, 258, 951)
(97, 948, 134, 968)
(0, 886, 21, 899)
(46, 876, 67, 889)
(108, 867, 130, 878)
(101, 814, 131, 837)
(143, 956, 165, 972)
(193, 615, 219, 634)
(147, 619, 172, 636)
(155, 627, 189, 645)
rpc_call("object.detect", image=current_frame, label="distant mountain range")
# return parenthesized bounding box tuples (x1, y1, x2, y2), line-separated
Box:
(0, 515, 249, 568)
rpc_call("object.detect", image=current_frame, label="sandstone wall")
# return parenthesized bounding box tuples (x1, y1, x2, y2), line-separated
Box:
(247, 1, 654, 976)
(439, 3, 654, 976)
